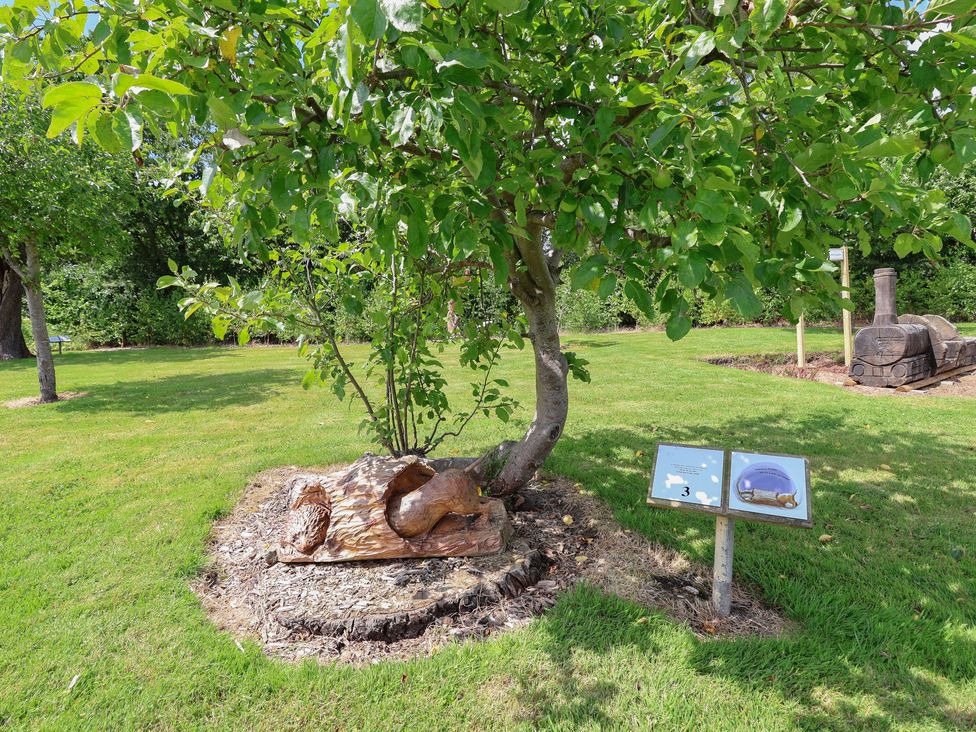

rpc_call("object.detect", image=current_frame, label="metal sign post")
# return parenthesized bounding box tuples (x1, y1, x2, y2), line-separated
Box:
(712, 516, 735, 617)
(648, 444, 812, 619)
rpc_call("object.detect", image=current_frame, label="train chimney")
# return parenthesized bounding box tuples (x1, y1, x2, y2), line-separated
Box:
(873, 268, 898, 326)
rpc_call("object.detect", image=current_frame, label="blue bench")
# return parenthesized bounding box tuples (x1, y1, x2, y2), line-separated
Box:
(49, 335, 71, 354)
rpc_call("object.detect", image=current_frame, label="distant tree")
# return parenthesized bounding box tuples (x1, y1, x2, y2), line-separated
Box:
(0, 89, 129, 401)
(0, 256, 31, 360)
(6, 1, 975, 486)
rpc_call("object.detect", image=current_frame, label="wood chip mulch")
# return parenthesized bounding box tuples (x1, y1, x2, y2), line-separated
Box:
(194, 465, 789, 666)
(708, 352, 976, 397)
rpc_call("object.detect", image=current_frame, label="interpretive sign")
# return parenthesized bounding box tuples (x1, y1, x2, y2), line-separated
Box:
(648, 443, 726, 514)
(726, 451, 812, 527)
(646, 443, 813, 617)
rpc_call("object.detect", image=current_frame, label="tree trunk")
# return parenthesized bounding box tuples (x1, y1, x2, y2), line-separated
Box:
(491, 287, 568, 494)
(0, 258, 31, 360)
(484, 220, 570, 496)
(21, 242, 58, 403)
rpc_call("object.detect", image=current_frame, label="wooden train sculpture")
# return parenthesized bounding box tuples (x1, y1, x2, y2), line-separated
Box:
(850, 268, 976, 388)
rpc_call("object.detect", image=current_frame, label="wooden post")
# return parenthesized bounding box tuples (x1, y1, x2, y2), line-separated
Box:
(712, 516, 735, 618)
(796, 313, 806, 369)
(841, 246, 853, 368)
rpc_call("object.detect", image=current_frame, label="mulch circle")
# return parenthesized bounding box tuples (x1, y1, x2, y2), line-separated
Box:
(4, 390, 89, 408)
(195, 464, 788, 665)
(708, 352, 976, 397)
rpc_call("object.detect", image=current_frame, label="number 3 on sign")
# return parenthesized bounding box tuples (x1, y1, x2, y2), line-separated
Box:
(681, 485, 690, 497)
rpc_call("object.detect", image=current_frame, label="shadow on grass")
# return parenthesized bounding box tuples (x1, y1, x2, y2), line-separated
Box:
(0, 347, 242, 377)
(512, 585, 660, 728)
(562, 338, 622, 349)
(526, 413, 976, 729)
(51, 368, 299, 416)
(57, 346, 243, 367)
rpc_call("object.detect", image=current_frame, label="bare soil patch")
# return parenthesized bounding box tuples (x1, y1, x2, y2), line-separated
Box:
(4, 391, 89, 409)
(195, 465, 788, 666)
(708, 352, 976, 398)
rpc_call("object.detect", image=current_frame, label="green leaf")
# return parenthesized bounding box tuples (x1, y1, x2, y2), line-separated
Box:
(442, 48, 490, 69)
(579, 197, 607, 234)
(950, 130, 976, 165)
(407, 207, 428, 258)
(455, 226, 478, 257)
(212, 316, 231, 341)
(857, 135, 920, 159)
(624, 280, 652, 315)
(725, 275, 762, 318)
(388, 105, 416, 147)
(671, 220, 698, 250)
(350, 0, 388, 40)
(677, 255, 709, 288)
(894, 232, 918, 258)
(781, 207, 802, 233)
(666, 307, 692, 341)
(646, 116, 680, 152)
(41, 82, 103, 138)
(685, 31, 715, 70)
(207, 96, 237, 130)
(116, 74, 192, 96)
(200, 164, 217, 197)
(487, 239, 509, 286)
(751, 0, 788, 41)
(572, 256, 604, 290)
(929, 0, 976, 18)
(691, 190, 728, 223)
(946, 212, 973, 243)
(484, 0, 528, 14)
(380, 0, 423, 32)
(90, 113, 123, 153)
(709, 0, 737, 16)
(598, 274, 617, 299)
(946, 30, 976, 50)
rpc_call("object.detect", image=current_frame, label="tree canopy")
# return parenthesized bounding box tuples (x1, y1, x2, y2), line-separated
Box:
(4, 0, 975, 485)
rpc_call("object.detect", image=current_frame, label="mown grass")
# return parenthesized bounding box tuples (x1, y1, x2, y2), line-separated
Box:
(2, 326, 975, 731)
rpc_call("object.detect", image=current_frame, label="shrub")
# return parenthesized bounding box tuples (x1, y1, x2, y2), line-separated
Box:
(42, 263, 214, 347)
(556, 286, 616, 332)
(553, 257, 976, 333)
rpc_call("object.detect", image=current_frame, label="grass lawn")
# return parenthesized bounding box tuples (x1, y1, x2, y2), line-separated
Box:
(2, 326, 975, 731)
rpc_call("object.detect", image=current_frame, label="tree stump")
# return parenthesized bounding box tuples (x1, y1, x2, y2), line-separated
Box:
(277, 455, 512, 563)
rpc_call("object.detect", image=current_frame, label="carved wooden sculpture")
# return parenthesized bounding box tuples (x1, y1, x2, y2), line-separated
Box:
(850, 268, 976, 387)
(277, 455, 511, 563)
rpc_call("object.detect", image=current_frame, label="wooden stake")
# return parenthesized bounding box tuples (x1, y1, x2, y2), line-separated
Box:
(796, 313, 806, 369)
(841, 246, 853, 368)
(712, 516, 735, 618)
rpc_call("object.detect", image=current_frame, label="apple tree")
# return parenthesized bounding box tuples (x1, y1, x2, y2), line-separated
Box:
(4, 0, 974, 485)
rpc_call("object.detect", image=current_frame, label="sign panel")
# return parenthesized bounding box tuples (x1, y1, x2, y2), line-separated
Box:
(725, 451, 812, 527)
(648, 443, 726, 514)
(829, 247, 845, 262)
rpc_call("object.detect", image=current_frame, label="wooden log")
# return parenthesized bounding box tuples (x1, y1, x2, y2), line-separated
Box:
(894, 363, 976, 392)
(277, 455, 512, 563)
(388, 469, 482, 538)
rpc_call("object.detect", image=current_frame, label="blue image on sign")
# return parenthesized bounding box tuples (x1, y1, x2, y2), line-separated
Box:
(728, 452, 808, 520)
(649, 444, 725, 510)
